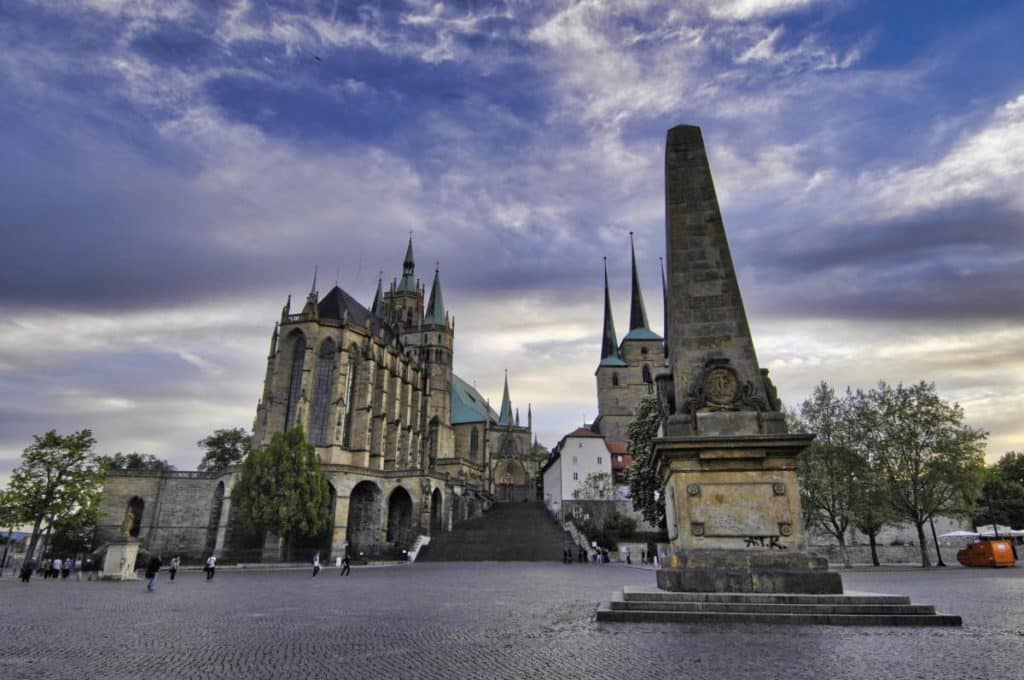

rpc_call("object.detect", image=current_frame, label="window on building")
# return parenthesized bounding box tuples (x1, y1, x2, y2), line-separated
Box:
(470, 427, 479, 460)
(597, 456, 602, 465)
(617, 455, 623, 463)
(572, 472, 578, 481)
(612, 372, 619, 386)
(284, 333, 306, 429)
(310, 339, 337, 445)
(342, 349, 359, 448)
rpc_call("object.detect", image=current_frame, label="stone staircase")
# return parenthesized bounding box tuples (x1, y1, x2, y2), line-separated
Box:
(418, 502, 573, 562)
(597, 586, 962, 626)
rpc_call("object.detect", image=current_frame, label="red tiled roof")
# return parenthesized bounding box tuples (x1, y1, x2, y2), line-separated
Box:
(606, 441, 628, 454)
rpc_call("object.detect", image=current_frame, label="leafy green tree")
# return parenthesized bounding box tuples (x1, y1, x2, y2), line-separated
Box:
(795, 383, 866, 568)
(849, 465, 894, 567)
(96, 451, 174, 472)
(625, 397, 664, 529)
(229, 427, 331, 557)
(864, 382, 987, 567)
(996, 451, 1024, 487)
(972, 466, 1024, 529)
(197, 428, 252, 472)
(4, 430, 104, 561)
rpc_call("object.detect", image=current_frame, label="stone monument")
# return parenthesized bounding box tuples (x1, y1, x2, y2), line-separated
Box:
(653, 124, 840, 594)
(597, 126, 960, 624)
(100, 507, 140, 581)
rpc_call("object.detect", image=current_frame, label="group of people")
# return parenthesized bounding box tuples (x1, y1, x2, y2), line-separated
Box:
(18, 555, 100, 582)
(562, 546, 606, 563)
(311, 551, 351, 577)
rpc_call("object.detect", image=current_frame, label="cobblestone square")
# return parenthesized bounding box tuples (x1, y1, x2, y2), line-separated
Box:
(2, 563, 1022, 679)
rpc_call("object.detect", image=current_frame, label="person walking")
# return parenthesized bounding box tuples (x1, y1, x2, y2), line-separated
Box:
(340, 553, 351, 577)
(312, 551, 321, 577)
(168, 555, 179, 581)
(19, 558, 35, 583)
(624, 546, 631, 565)
(52, 557, 62, 579)
(84, 556, 96, 581)
(145, 555, 162, 592)
(205, 554, 216, 580)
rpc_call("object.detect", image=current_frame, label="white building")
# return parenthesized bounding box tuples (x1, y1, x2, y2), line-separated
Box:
(541, 427, 614, 520)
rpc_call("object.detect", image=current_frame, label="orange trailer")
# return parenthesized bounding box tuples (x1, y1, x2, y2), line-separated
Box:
(956, 539, 1016, 568)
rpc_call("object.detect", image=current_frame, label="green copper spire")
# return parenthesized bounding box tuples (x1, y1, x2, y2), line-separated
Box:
(397, 235, 417, 293)
(600, 258, 627, 367)
(423, 266, 446, 326)
(624, 232, 661, 341)
(498, 369, 513, 426)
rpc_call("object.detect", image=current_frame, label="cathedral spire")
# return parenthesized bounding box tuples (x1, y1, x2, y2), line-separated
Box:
(307, 265, 319, 305)
(397, 234, 417, 292)
(498, 369, 513, 426)
(600, 258, 627, 367)
(371, 272, 384, 319)
(628, 232, 650, 331)
(423, 265, 446, 326)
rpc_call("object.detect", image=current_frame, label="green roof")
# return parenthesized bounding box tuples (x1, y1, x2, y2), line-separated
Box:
(451, 374, 499, 424)
(623, 328, 662, 341)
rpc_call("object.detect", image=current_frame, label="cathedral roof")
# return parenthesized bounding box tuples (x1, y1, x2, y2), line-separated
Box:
(451, 374, 499, 425)
(498, 371, 513, 426)
(397, 236, 417, 293)
(624, 233, 662, 343)
(317, 286, 371, 326)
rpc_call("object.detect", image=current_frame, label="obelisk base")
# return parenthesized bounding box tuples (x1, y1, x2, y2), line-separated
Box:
(657, 549, 842, 594)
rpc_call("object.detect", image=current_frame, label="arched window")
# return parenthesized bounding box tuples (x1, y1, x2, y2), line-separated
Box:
(612, 372, 620, 387)
(642, 364, 652, 383)
(342, 348, 359, 448)
(125, 496, 144, 538)
(469, 427, 479, 460)
(284, 333, 306, 430)
(310, 339, 337, 445)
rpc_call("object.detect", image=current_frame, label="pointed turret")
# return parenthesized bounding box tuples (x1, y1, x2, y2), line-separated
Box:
(599, 258, 627, 367)
(371, 273, 385, 319)
(624, 233, 661, 341)
(498, 370, 513, 426)
(423, 266, 446, 326)
(528, 403, 532, 430)
(307, 265, 319, 305)
(268, 322, 279, 357)
(398, 235, 417, 292)
(515, 408, 520, 427)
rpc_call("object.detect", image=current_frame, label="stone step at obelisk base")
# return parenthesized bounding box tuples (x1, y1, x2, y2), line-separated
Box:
(417, 501, 573, 562)
(597, 587, 962, 626)
(600, 124, 962, 627)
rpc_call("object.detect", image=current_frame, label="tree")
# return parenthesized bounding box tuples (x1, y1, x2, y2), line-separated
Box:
(625, 397, 665, 529)
(864, 382, 986, 567)
(996, 451, 1024, 487)
(4, 430, 104, 561)
(972, 465, 1024, 529)
(197, 428, 252, 472)
(795, 383, 866, 568)
(229, 427, 331, 557)
(96, 451, 174, 473)
(849, 465, 894, 567)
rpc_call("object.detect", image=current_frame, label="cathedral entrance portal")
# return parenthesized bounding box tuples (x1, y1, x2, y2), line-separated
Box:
(386, 487, 414, 549)
(347, 481, 381, 558)
(495, 460, 531, 503)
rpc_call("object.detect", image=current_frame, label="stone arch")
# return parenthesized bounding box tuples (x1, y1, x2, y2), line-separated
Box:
(386, 486, 414, 549)
(284, 330, 307, 430)
(204, 481, 225, 555)
(310, 338, 338, 445)
(125, 496, 144, 538)
(346, 480, 381, 558)
(430, 487, 443, 531)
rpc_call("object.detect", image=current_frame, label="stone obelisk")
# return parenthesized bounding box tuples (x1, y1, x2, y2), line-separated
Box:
(654, 125, 841, 594)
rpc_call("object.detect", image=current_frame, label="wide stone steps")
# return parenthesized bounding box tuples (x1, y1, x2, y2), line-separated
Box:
(597, 587, 961, 626)
(418, 502, 572, 562)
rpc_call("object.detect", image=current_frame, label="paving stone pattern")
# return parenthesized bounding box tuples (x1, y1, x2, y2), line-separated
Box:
(1, 563, 1022, 679)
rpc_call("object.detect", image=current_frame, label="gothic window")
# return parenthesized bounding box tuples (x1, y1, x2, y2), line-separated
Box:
(342, 348, 359, 448)
(284, 333, 307, 430)
(612, 372, 620, 386)
(428, 417, 440, 465)
(470, 427, 479, 460)
(310, 339, 337, 445)
(642, 364, 652, 383)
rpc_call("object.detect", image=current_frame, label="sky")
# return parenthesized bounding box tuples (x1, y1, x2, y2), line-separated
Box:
(1, 0, 1022, 482)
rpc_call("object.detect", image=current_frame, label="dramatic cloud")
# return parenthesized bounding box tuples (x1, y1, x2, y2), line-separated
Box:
(2, 1, 1022, 483)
